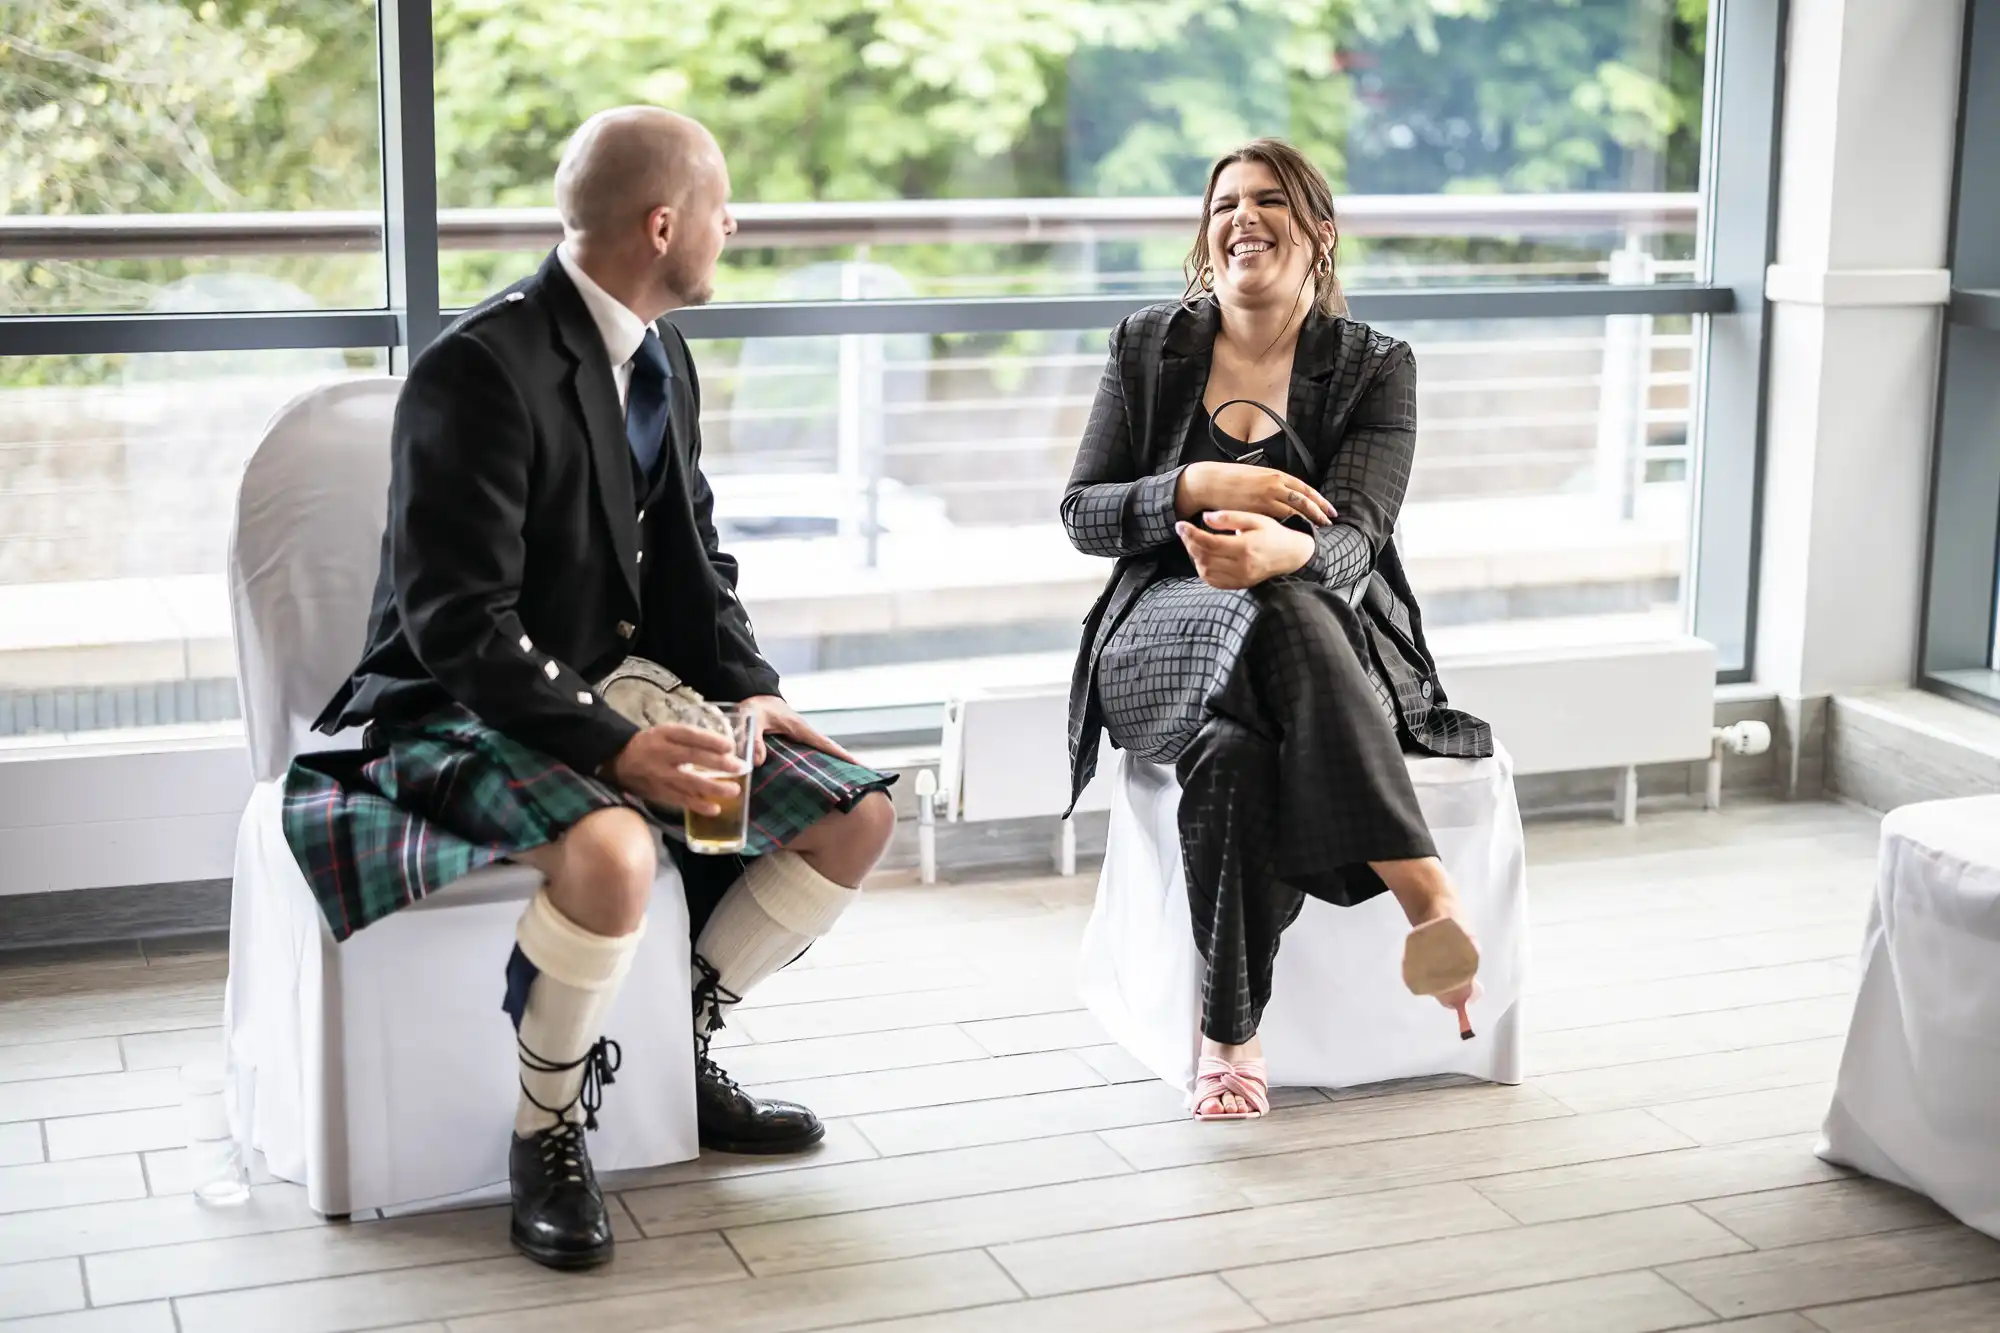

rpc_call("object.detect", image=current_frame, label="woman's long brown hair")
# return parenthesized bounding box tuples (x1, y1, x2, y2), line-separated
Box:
(1182, 138, 1349, 319)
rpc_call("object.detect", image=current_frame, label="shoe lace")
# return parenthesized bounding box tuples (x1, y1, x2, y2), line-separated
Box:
(517, 1034, 622, 1132)
(531, 1119, 590, 1184)
(689, 953, 744, 1090)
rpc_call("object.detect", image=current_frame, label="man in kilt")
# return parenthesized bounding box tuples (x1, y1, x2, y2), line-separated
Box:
(282, 106, 898, 1270)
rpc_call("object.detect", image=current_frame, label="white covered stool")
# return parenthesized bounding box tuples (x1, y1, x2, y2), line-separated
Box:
(1078, 745, 1527, 1096)
(223, 378, 700, 1217)
(1818, 796, 2000, 1238)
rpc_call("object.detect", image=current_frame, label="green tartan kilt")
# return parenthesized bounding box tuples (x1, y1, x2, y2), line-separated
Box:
(281, 705, 895, 943)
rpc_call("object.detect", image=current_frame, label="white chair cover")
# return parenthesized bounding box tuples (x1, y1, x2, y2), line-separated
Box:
(1078, 746, 1527, 1097)
(228, 379, 399, 782)
(223, 379, 699, 1216)
(1819, 796, 2000, 1239)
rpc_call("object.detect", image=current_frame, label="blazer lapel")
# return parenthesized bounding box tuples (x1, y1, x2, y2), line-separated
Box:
(1148, 299, 1219, 474)
(1285, 311, 1343, 481)
(663, 343, 699, 475)
(642, 330, 724, 631)
(543, 252, 642, 605)
(638, 373, 695, 513)
(647, 323, 706, 543)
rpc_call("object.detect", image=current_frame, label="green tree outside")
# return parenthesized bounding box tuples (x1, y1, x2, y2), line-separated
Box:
(1, 0, 1709, 356)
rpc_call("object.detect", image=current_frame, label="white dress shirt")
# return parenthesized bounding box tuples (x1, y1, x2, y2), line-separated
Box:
(556, 243, 651, 411)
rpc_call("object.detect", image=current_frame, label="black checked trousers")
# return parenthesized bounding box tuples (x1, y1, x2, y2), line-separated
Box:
(1099, 575, 1437, 1044)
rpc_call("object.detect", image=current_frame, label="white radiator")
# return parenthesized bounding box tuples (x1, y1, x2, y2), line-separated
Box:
(934, 688, 1113, 878)
(930, 635, 1728, 880)
(1439, 635, 1719, 823)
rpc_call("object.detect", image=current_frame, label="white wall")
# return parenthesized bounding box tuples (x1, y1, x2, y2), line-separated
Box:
(1754, 0, 1965, 698)
(0, 734, 250, 896)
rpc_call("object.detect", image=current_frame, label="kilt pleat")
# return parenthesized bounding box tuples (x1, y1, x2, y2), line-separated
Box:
(281, 705, 894, 942)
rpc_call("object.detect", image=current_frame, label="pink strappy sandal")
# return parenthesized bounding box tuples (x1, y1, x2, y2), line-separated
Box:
(1193, 1055, 1270, 1120)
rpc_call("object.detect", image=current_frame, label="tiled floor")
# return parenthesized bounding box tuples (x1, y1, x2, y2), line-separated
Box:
(3, 799, 1998, 1332)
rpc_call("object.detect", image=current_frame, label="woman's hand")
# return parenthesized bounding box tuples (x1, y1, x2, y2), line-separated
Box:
(1176, 510, 1317, 590)
(1176, 461, 1335, 527)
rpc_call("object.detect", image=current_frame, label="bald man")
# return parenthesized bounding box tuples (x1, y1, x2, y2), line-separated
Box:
(288, 107, 897, 1270)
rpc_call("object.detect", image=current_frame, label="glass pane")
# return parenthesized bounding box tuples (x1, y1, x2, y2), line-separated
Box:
(434, 0, 1708, 307)
(0, 0, 384, 314)
(695, 326, 1096, 714)
(1932, 668, 2000, 703)
(0, 348, 389, 741)
(1385, 314, 1694, 657)
(1919, 0, 2000, 712)
(696, 311, 1693, 714)
(1921, 321, 2000, 698)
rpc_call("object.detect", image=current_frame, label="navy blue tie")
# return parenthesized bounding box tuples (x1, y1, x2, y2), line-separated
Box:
(625, 329, 672, 481)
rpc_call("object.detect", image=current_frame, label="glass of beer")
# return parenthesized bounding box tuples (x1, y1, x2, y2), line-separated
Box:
(684, 703, 756, 854)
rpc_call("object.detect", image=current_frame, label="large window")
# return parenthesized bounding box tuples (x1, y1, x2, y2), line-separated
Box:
(1, 0, 1778, 742)
(1919, 0, 2000, 711)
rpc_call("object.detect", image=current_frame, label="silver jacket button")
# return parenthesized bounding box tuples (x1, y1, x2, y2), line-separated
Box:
(616, 621, 635, 639)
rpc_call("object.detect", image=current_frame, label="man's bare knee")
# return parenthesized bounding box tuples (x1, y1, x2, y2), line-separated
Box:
(847, 791, 896, 861)
(793, 791, 895, 886)
(540, 807, 656, 936)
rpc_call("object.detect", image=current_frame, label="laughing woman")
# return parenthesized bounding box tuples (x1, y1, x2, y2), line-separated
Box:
(1061, 139, 1495, 1120)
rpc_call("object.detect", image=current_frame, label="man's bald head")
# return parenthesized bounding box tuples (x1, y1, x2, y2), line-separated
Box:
(554, 106, 720, 241)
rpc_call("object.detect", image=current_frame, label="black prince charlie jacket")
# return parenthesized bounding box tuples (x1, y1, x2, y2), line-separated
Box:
(315, 251, 780, 775)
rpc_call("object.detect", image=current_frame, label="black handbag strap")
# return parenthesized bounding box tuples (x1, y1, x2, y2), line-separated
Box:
(1207, 398, 1310, 478)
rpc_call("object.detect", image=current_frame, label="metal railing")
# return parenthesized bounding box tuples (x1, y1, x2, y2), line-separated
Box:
(0, 192, 1721, 355)
(694, 325, 1695, 524)
(0, 192, 1701, 261)
(2, 193, 1706, 578)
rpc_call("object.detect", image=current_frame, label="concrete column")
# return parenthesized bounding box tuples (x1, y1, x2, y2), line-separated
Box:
(1752, 0, 1964, 794)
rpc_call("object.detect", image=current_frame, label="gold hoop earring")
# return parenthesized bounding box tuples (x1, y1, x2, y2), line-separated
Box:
(1199, 265, 1216, 291)
(1315, 253, 1334, 279)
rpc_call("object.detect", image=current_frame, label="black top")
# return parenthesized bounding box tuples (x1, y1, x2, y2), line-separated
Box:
(1157, 408, 1284, 579)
